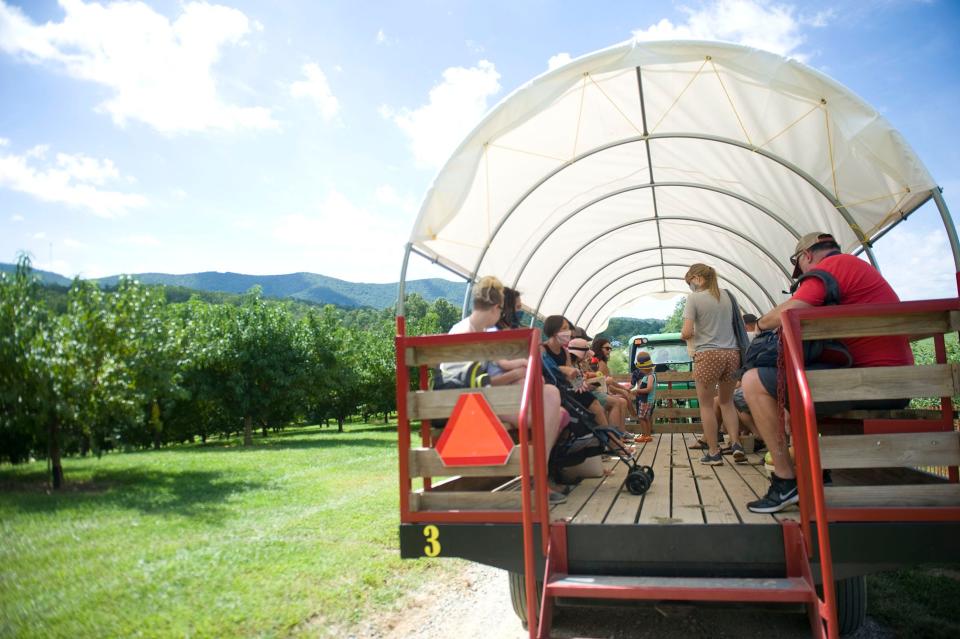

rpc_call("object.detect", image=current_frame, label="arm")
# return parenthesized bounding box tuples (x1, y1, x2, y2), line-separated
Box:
(756, 298, 812, 331)
(495, 358, 528, 371)
(680, 318, 694, 341)
(636, 374, 655, 396)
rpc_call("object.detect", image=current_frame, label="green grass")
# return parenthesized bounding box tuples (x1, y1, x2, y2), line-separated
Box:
(868, 567, 960, 638)
(0, 423, 450, 638)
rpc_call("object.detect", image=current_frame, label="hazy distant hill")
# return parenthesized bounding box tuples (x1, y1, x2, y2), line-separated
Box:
(0, 264, 466, 309)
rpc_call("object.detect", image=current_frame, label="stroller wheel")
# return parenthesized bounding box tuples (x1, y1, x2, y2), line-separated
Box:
(640, 465, 655, 482)
(626, 470, 651, 495)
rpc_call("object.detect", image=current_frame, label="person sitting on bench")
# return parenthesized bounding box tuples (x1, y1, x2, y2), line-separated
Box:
(742, 232, 914, 513)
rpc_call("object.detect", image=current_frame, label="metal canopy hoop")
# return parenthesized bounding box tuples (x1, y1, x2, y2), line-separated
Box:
(561, 261, 771, 319)
(400, 39, 957, 328)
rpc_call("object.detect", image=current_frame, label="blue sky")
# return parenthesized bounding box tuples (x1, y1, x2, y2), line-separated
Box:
(1, 0, 958, 318)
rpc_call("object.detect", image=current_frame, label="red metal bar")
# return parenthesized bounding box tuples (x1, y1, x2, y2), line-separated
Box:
(781, 310, 838, 639)
(515, 328, 548, 638)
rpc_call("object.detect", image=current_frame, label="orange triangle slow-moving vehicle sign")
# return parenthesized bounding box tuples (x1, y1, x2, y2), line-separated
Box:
(435, 392, 514, 466)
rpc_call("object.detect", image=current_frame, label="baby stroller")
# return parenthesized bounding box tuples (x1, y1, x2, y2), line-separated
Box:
(544, 357, 656, 496)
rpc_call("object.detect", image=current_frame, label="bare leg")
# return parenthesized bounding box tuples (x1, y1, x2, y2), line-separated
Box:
(608, 396, 626, 429)
(742, 369, 793, 479)
(717, 380, 740, 448)
(542, 384, 561, 453)
(589, 399, 609, 426)
(695, 382, 721, 455)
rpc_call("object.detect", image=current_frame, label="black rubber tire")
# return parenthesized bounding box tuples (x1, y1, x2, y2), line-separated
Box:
(626, 471, 650, 495)
(835, 575, 867, 636)
(508, 570, 543, 628)
(641, 465, 655, 482)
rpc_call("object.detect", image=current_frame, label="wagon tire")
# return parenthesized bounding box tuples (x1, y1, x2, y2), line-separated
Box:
(508, 570, 544, 629)
(835, 575, 867, 636)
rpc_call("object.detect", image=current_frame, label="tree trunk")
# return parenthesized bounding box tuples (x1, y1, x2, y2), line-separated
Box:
(261, 424, 268, 438)
(384, 411, 389, 424)
(243, 415, 253, 446)
(49, 417, 64, 489)
(337, 416, 344, 433)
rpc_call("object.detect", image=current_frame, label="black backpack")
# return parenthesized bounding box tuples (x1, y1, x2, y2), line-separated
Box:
(741, 269, 852, 371)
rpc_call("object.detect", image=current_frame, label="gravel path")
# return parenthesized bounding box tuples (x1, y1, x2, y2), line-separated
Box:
(343, 561, 894, 639)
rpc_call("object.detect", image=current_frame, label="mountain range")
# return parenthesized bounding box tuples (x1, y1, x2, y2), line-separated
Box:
(0, 263, 466, 309)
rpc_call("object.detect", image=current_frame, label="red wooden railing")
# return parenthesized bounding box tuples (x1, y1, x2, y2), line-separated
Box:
(780, 298, 960, 638)
(395, 319, 550, 636)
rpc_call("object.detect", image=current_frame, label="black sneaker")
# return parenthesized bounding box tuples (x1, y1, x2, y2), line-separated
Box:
(747, 474, 799, 513)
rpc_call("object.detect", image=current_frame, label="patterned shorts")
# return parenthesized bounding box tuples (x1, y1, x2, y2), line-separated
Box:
(637, 401, 655, 419)
(693, 348, 741, 387)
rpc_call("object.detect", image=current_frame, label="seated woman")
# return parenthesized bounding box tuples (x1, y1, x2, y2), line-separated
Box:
(443, 276, 568, 501)
(591, 337, 638, 420)
(540, 316, 609, 426)
(569, 338, 628, 432)
(496, 287, 525, 330)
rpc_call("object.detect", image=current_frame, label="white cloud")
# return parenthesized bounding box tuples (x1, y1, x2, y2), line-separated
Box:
(547, 52, 572, 71)
(389, 60, 501, 169)
(374, 184, 418, 214)
(0, 137, 8, 146)
(376, 28, 387, 44)
(32, 231, 46, 239)
(9, 213, 23, 222)
(0, 0, 277, 133)
(273, 190, 410, 281)
(631, 0, 818, 60)
(0, 141, 146, 217)
(289, 62, 339, 121)
(63, 237, 84, 248)
(122, 234, 161, 246)
(875, 225, 955, 301)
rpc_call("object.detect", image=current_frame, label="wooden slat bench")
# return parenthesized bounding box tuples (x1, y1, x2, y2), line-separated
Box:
(788, 301, 960, 515)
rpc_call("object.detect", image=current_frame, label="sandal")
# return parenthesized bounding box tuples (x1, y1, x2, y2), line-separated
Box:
(688, 438, 708, 450)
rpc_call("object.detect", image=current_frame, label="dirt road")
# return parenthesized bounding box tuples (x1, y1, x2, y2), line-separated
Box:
(344, 560, 894, 639)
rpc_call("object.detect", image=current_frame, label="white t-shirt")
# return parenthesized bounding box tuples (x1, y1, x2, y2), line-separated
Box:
(439, 316, 496, 379)
(682, 289, 738, 352)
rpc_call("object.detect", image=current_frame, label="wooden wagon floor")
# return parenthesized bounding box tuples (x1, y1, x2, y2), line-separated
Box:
(550, 433, 782, 525)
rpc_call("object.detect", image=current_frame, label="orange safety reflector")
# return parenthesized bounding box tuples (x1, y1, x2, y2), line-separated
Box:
(435, 392, 514, 466)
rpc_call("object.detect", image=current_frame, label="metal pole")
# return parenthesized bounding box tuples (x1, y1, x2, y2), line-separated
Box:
(931, 187, 960, 296)
(461, 279, 473, 319)
(397, 243, 412, 319)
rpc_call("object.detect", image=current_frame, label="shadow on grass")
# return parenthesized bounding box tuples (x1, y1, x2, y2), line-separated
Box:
(0, 467, 266, 524)
(170, 435, 397, 454)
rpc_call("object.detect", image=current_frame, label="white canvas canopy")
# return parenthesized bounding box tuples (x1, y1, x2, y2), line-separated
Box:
(402, 39, 955, 335)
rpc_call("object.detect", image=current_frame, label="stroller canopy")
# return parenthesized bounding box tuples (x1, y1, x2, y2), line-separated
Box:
(405, 39, 941, 335)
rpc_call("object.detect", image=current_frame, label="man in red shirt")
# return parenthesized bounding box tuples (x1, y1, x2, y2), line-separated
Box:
(743, 232, 913, 513)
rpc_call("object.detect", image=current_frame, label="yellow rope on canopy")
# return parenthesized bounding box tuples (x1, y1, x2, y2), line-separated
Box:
(709, 58, 753, 147)
(823, 101, 841, 200)
(572, 73, 588, 158)
(755, 102, 821, 151)
(649, 57, 710, 134)
(487, 143, 567, 163)
(587, 73, 643, 136)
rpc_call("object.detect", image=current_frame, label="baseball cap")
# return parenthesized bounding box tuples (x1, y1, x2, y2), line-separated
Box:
(791, 232, 836, 278)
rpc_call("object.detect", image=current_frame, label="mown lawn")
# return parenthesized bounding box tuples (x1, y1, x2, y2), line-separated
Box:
(0, 423, 449, 638)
